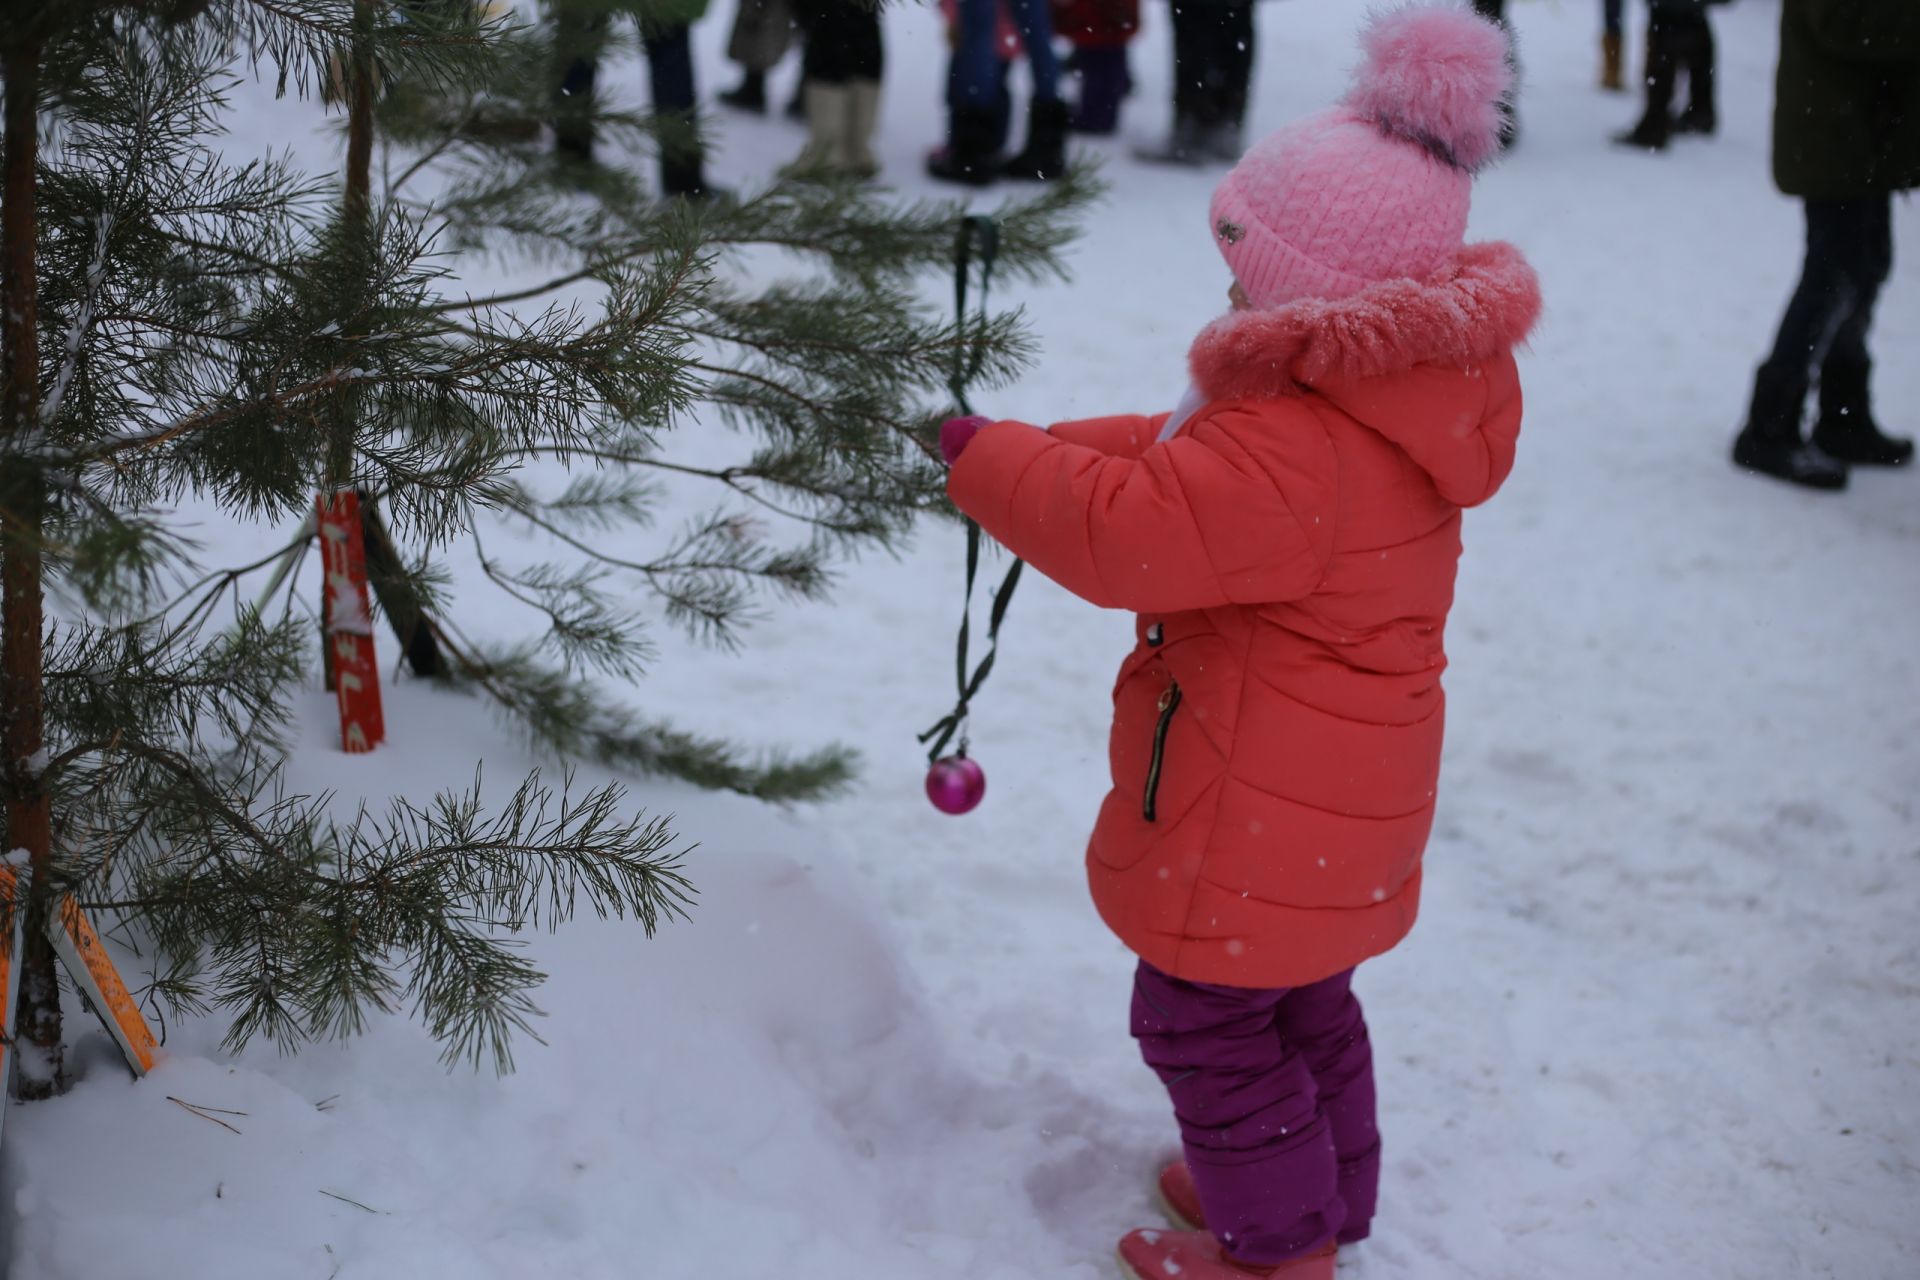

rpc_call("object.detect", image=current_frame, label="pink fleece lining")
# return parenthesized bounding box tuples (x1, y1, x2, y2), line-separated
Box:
(1189, 241, 1540, 400)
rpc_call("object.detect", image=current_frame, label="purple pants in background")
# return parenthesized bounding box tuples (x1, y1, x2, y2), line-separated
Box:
(1131, 962, 1380, 1266)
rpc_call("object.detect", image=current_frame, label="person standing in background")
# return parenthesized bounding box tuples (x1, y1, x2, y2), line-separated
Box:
(928, 0, 1071, 184)
(717, 0, 796, 115)
(1613, 0, 1723, 151)
(1057, 0, 1140, 136)
(550, 0, 722, 199)
(1135, 0, 1256, 165)
(1731, 0, 1918, 490)
(790, 0, 884, 178)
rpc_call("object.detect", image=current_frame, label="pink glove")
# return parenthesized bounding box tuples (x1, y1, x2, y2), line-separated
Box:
(940, 415, 990, 465)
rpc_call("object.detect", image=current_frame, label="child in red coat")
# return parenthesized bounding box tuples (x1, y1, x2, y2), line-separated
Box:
(939, 8, 1538, 1277)
(1054, 0, 1139, 134)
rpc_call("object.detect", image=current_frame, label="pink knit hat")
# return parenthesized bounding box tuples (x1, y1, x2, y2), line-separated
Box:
(1211, 4, 1513, 310)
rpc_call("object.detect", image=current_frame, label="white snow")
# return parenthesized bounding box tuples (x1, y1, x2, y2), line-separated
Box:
(5, 3, 1918, 1279)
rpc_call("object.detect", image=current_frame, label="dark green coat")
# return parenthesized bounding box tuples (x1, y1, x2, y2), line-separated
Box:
(1774, 0, 1920, 199)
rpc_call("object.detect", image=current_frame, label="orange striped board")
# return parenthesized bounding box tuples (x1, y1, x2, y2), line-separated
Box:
(47, 896, 159, 1077)
(0, 866, 24, 1106)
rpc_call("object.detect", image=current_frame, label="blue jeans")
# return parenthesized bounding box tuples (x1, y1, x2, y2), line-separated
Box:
(954, 0, 1060, 109)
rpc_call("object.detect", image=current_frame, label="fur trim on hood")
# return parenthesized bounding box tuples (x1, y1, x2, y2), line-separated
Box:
(1189, 241, 1540, 400)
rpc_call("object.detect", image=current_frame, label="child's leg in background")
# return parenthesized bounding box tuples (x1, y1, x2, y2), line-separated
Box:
(1004, 0, 1063, 104)
(953, 0, 1007, 112)
(1132, 961, 1350, 1265)
(641, 23, 709, 195)
(1069, 45, 1128, 134)
(1600, 0, 1626, 90)
(1271, 969, 1379, 1244)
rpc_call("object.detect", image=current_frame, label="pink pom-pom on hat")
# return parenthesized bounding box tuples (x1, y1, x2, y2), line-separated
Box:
(1348, 3, 1513, 173)
(1210, 3, 1513, 311)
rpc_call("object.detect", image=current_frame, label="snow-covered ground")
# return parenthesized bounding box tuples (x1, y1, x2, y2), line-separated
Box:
(6, 2, 1918, 1277)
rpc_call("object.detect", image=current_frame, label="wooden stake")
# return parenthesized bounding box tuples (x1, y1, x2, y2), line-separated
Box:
(46, 896, 159, 1077)
(0, 864, 27, 1117)
(317, 492, 386, 753)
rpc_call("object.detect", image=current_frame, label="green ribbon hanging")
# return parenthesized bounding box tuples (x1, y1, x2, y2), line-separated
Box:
(919, 215, 1024, 765)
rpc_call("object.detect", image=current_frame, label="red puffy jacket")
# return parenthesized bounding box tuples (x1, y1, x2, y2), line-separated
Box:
(948, 242, 1540, 987)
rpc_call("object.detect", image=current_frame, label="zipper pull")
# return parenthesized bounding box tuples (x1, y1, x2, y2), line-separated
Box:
(1158, 685, 1176, 712)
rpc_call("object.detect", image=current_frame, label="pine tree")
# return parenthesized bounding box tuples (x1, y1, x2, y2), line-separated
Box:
(0, 1, 1090, 1090)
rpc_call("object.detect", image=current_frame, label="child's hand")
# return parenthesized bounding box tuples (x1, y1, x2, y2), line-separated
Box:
(940, 415, 990, 465)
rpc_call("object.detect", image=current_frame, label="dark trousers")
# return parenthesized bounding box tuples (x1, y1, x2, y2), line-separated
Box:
(1471, 0, 1519, 143)
(1603, 0, 1625, 36)
(1132, 962, 1380, 1265)
(1069, 45, 1130, 134)
(553, 6, 704, 188)
(796, 0, 882, 83)
(1638, 8, 1714, 128)
(1751, 197, 1895, 436)
(555, 17, 697, 117)
(1170, 0, 1255, 129)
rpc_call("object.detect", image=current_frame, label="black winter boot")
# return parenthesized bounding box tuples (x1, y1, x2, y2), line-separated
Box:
(1731, 365, 1848, 490)
(1614, 25, 1677, 151)
(719, 70, 768, 114)
(1811, 358, 1914, 466)
(1001, 97, 1071, 181)
(927, 105, 1003, 186)
(659, 140, 726, 202)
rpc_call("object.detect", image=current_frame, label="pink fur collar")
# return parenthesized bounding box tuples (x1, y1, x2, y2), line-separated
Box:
(1189, 241, 1540, 399)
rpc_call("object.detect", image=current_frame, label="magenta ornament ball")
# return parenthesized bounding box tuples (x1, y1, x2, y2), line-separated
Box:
(925, 755, 987, 815)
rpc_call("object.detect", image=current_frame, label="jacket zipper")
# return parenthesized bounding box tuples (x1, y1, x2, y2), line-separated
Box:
(1143, 678, 1182, 822)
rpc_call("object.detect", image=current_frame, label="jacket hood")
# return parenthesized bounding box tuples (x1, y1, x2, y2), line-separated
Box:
(1188, 240, 1539, 505)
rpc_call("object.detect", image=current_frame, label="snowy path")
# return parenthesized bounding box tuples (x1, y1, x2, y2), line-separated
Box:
(7, 2, 1917, 1278)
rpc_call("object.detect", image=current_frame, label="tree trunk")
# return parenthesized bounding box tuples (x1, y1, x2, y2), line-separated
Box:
(360, 496, 450, 678)
(325, 0, 378, 692)
(1, 40, 66, 1099)
(337, 6, 449, 682)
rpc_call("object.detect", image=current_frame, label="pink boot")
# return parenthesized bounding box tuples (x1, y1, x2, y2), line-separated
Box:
(1117, 1229, 1337, 1280)
(1155, 1157, 1206, 1230)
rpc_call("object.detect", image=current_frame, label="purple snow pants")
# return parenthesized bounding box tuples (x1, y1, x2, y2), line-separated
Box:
(1131, 961, 1380, 1266)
